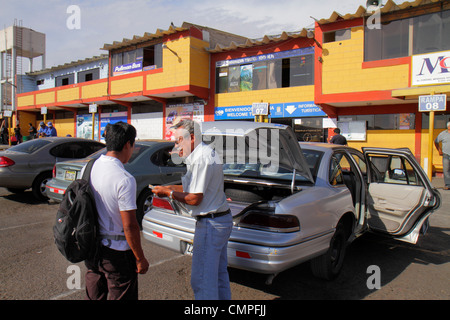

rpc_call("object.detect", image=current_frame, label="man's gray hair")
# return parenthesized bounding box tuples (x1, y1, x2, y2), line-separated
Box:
(171, 119, 202, 140)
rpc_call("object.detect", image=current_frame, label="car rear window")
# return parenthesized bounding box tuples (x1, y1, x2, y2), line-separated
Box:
(7, 139, 52, 154)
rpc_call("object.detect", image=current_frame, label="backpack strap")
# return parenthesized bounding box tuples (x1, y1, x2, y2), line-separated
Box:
(82, 159, 96, 182)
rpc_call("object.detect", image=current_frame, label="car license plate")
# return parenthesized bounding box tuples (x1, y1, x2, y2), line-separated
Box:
(182, 241, 194, 256)
(64, 170, 76, 181)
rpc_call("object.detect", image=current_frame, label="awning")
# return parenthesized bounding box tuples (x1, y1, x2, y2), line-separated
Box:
(392, 84, 450, 100)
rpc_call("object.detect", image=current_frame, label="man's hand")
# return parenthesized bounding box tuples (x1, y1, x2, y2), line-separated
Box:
(136, 257, 149, 274)
(152, 185, 171, 198)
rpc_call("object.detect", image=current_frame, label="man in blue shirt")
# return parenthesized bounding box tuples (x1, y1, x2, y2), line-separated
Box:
(45, 122, 57, 137)
(37, 122, 47, 137)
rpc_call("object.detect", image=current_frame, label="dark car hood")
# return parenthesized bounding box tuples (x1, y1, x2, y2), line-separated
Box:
(200, 121, 314, 183)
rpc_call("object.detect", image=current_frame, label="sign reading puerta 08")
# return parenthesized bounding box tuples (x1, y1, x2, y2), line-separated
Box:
(412, 50, 450, 86)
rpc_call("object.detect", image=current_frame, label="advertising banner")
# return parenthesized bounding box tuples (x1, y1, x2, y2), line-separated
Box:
(412, 50, 450, 86)
(165, 103, 204, 140)
(76, 114, 99, 140)
(113, 61, 143, 76)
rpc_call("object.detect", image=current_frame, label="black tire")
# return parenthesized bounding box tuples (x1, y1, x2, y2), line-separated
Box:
(31, 172, 52, 201)
(310, 222, 347, 280)
(136, 188, 153, 228)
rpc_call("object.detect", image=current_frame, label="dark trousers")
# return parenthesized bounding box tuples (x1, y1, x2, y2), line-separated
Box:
(85, 246, 138, 300)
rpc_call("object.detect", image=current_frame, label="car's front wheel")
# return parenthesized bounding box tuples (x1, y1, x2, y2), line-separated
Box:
(310, 222, 347, 280)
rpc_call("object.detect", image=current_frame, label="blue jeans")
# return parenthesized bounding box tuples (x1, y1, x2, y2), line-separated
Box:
(443, 154, 450, 187)
(191, 213, 233, 300)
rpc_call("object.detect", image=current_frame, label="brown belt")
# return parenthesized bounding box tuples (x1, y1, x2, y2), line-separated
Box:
(195, 209, 231, 221)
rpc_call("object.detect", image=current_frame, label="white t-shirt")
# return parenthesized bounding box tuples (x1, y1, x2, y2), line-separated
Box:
(89, 155, 137, 251)
(182, 143, 229, 217)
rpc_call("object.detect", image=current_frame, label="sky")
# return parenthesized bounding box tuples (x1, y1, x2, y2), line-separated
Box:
(1, 0, 370, 71)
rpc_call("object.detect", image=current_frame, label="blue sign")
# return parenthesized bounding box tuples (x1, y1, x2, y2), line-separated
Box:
(214, 101, 325, 120)
(418, 94, 447, 112)
(113, 61, 143, 76)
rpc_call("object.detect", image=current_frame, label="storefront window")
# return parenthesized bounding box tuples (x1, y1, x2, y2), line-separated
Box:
(111, 44, 162, 76)
(413, 10, 450, 55)
(422, 113, 450, 129)
(338, 114, 415, 130)
(364, 9, 450, 61)
(216, 49, 314, 94)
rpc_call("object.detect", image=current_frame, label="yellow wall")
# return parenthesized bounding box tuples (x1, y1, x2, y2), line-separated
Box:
(53, 118, 75, 137)
(110, 76, 143, 95)
(321, 26, 410, 94)
(57, 87, 79, 102)
(82, 82, 108, 99)
(147, 37, 209, 91)
(17, 94, 34, 107)
(189, 37, 210, 88)
(348, 130, 415, 152)
(35, 91, 55, 105)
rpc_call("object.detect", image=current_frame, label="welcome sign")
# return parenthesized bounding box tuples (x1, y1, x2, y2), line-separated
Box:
(412, 50, 450, 86)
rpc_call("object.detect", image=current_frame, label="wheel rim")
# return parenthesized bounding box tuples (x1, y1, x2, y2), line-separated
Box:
(143, 196, 153, 214)
(40, 178, 50, 196)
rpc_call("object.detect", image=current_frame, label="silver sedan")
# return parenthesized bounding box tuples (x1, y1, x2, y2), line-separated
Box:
(142, 121, 441, 283)
(0, 137, 104, 200)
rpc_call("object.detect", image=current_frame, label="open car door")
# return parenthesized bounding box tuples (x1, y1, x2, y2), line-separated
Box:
(363, 147, 441, 244)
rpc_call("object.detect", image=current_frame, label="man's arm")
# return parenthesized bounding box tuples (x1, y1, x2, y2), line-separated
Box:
(152, 185, 203, 206)
(120, 210, 149, 274)
(434, 138, 443, 156)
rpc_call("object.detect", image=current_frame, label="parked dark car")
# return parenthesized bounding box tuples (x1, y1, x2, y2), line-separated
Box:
(0, 137, 105, 200)
(46, 140, 186, 225)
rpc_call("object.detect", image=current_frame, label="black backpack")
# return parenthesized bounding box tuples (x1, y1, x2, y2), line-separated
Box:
(53, 159, 99, 263)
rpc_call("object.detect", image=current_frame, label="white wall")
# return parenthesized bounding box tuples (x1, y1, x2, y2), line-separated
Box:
(131, 112, 163, 140)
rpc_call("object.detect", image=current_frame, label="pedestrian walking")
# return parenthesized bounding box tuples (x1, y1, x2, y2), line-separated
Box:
(434, 121, 450, 190)
(84, 121, 149, 300)
(152, 119, 233, 300)
(28, 123, 37, 139)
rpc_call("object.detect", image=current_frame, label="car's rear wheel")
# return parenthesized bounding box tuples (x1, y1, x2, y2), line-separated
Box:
(136, 188, 153, 228)
(32, 172, 52, 201)
(310, 222, 347, 280)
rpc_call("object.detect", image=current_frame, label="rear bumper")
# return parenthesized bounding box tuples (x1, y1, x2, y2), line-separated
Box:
(45, 179, 66, 202)
(142, 211, 333, 274)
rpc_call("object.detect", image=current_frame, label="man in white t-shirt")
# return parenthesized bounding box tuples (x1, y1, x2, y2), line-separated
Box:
(152, 119, 232, 300)
(85, 122, 149, 300)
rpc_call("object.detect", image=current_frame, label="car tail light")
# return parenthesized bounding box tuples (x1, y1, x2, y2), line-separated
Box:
(237, 212, 300, 232)
(52, 165, 56, 178)
(0, 156, 15, 167)
(152, 197, 175, 211)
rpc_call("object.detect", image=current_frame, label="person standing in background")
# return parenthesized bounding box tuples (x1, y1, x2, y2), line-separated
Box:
(434, 121, 450, 190)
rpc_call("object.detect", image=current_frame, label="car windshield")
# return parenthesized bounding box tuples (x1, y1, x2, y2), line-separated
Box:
(223, 148, 323, 183)
(7, 139, 52, 154)
(87, 144, 150, 163)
